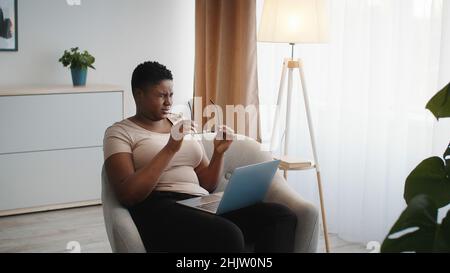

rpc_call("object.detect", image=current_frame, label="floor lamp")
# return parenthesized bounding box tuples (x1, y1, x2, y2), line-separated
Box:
(258, 0, 331, 252)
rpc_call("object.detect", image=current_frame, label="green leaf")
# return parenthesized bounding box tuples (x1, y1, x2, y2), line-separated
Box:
(426, 82, 450, 120)
(382, 195, 450, 253)
(434, 210, 450, 252)
(381, 195, 438, 252)
(380, 195, 437, 253)
(404, 155, 450, 208)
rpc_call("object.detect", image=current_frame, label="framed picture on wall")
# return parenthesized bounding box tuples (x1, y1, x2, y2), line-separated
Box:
(0, 0, 18, 51)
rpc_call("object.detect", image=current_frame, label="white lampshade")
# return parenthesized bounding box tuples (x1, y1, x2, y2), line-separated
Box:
(258, 0, 329, 44)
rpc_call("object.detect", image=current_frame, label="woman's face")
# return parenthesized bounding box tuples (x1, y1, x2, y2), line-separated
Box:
(136, 79, 174, 121)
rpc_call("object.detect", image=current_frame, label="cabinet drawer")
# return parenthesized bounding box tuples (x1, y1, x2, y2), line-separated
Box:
(0, 91, 122, 154)
(0, 147, 103, 211)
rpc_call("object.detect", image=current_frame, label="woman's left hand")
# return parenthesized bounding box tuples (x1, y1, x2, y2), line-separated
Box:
(213, 125, 234, 154)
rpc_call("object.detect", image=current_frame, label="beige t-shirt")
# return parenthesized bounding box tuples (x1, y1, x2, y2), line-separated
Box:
(103, 114, 209, 196)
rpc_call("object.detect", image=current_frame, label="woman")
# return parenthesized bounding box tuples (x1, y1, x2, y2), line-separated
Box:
(103, 61, 297, 252)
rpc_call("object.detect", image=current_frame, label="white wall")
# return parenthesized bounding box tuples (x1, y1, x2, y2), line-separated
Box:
(0, 0, 195, 118)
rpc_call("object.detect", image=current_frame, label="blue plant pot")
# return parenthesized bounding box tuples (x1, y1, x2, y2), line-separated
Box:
(71, 67, 88, 86)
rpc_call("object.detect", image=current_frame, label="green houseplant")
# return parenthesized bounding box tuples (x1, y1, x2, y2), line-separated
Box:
(381, 82, 450, 252)
(58, 47, 95, 86)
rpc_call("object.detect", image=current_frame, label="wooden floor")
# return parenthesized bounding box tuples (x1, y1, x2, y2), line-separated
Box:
(0, 205, 368, 253)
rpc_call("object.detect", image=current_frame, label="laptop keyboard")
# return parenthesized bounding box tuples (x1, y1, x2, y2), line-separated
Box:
(197, 201, 220, 211)
(199, 194, 221, 203)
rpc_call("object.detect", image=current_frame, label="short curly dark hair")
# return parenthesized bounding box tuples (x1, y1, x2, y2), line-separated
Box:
(131, 61, 173, 97)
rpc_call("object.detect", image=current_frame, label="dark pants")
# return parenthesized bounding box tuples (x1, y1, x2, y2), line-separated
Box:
(128, 191, 298, 253)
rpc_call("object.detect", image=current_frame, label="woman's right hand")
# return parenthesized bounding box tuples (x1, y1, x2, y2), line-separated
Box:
(165, 120, 197, 153)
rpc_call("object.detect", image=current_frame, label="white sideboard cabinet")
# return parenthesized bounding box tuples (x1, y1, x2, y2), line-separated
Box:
(0, 85, 124, 216)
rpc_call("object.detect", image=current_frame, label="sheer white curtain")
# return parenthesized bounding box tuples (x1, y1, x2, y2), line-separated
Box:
(257, 0, 449, 244)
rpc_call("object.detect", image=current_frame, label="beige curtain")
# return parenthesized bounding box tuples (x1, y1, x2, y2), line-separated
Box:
(194, 0, 261, 141)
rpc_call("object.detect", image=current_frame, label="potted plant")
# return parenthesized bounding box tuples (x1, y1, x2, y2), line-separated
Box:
(58, 47, 95, 86)
(381, 82, 450, 253)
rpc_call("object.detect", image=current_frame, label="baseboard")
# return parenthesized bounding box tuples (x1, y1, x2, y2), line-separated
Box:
(0, 199, 102, 217)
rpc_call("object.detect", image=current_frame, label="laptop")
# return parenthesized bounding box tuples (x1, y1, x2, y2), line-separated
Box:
(176, 160, 281, 215)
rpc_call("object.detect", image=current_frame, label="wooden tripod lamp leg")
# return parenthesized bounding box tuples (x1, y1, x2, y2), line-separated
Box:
(316, 171, 330, 253)
(298, 60, 331, 253)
